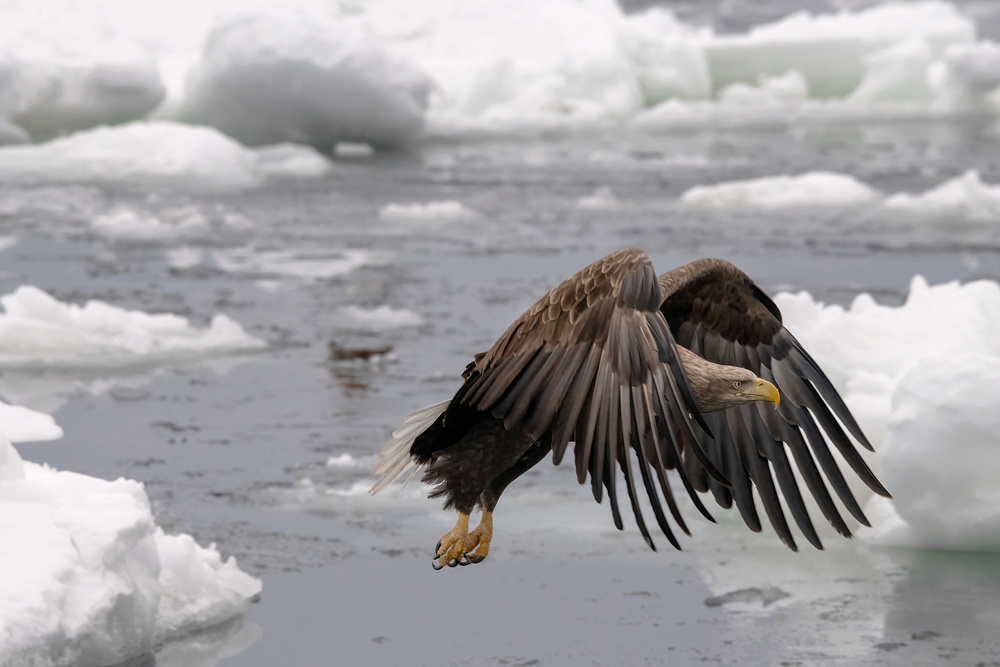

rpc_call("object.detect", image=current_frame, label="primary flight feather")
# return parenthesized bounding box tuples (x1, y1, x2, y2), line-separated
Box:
(371, 248, 889, 568)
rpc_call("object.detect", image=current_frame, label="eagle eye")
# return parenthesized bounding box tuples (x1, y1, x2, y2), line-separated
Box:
(734, 380, 743, 389)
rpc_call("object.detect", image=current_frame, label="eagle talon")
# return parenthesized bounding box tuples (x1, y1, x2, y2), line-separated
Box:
(464, 553, 485, 564)
(431, 560, 444, 571)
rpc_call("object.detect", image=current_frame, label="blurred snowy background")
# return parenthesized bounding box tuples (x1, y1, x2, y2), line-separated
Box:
(2, 0, 1000, 665)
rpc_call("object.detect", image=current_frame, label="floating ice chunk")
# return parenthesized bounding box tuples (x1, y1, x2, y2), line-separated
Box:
(155, 530, 262, 638)
(379, 200, 479, 225)
(326, 453, 361, 469)
(0, 401, 62, 443)
(705, 1, 975, 98)
(929, 41, 1000, 110)
(183, 11, 432, 149)
(0, 122, 332, 191)
(847, 38, 936, 106)
(211, 248, 372, 281)
(334, 142, 376, 158)
(0, 40, 164, 141)
(883, 170, 1000, 222)
(0, 285, 266, 370)
(0, 435, 260, 665)
(375, 0, 644, 125)
(778, 275, 1000, 551)
(339, 305, 424, 330)
(679, 172, 880, 210)
(860, 355, 1000, 552)
(576, 186, 623, 210)
(621, 8, 710, 104)
(718, 70, 810, 107)
(91, 205, 254, 244)
(251, 143, 335, 179)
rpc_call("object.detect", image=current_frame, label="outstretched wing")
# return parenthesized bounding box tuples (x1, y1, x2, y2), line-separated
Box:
(455, 247, 720, 550)
(659, 258, 890, 551)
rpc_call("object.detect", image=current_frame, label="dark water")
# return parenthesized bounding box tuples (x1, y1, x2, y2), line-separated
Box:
(7, 117, 1000, 666)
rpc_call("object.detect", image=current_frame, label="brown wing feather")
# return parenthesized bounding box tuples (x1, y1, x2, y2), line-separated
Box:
(456, 247, 715, 549)
(660, 258, 890, 551)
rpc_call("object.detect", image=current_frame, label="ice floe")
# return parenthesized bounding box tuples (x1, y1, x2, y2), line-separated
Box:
(576, 186, 624, 211)
(0, 122, 331, 191)
(1, 0, 998, 146)
(679, 172, 881, 209)
(91, 205, 253, 244)
(882, 170, 1000, 222)
(182, 11, 432, 149)
(678, 169, 1000, 221)
(0, 285, 266, 369)
(378, 201, 479, 225)
(778, 275, 1000, 551)
(338, 305, 424, 331)
(0, 401, 63, 444)
(0, 434, 260, 666)
(208, 247, 375, 281)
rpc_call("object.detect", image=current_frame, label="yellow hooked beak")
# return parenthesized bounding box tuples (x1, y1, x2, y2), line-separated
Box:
(742, 378, 780, 409)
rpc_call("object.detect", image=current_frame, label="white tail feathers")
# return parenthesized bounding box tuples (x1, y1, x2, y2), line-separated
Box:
(370, 399, 450, 495)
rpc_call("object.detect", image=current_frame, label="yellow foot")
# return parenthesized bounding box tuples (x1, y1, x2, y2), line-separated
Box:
(463, 511, 493, 564)
(433, 513, 470, 570)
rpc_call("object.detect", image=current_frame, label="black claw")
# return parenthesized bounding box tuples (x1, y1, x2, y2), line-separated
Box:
(434, 540, 442, 556)
(465, 554, 485, 564)
(447, 558, 459, 568)
(431, 560, 444, 571)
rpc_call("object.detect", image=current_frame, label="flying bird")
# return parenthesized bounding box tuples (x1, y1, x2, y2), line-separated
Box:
(371, 248, 889, 569)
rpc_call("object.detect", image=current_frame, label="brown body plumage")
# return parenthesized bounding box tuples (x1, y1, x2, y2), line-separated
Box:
(371, 248, 889, 568)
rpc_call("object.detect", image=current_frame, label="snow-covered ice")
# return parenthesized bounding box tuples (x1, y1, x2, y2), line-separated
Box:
(0, 0, 996, 147)
(0, 435, 260, 666)
(778, 276, 1000, 551)
(378, 201, 479, 225)
(338, 305, 424, 331)
(883, 170, 1000, 222)
(677, 169, 1000, 222)
(704, 2, 974, 99)
(0, 285, 266, 369)
(0, 122, 331, 191)
(576, 186, 624, 210)
(0, 401, 63, 444)
(679, 172, 880, 209)
(182, 11, 432, 148)
(91, 205, 253, 244)
(209, 248, 375, 281)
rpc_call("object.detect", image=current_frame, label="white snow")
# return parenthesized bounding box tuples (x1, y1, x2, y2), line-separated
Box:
(0, 0, 996, 146)
(677, 169, 1000, 220)
(379, 201, 479, 225)
(679, 172, 880, 210)
(0, 122, 331, 191)
(0, 435, 260, 666)
(338, 305, 424, 330)
(778, 275, 1000, 551)
(882, 170, 1000, 222)
(182, 11, 432, 148)
(91, 205, 253, 244)
(0, 285, 266, 369)
(705, 2, 974, 99)
(210, 248, 374, 281)
(0, 401, 63, 443)
(576, 186, 624, 211)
